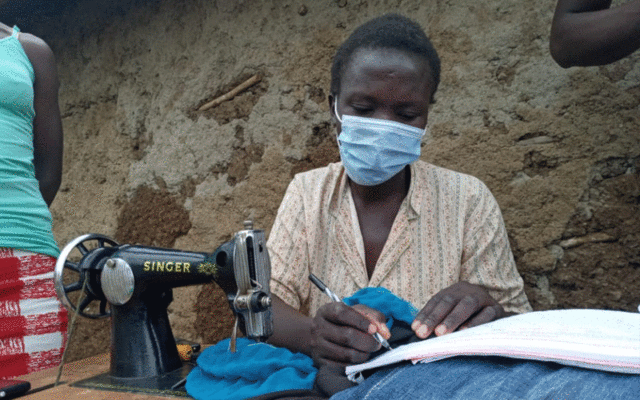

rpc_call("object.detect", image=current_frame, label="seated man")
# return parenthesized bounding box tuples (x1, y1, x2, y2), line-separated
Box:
(258, 14, 640, 400)
(266, 13, 531, 371)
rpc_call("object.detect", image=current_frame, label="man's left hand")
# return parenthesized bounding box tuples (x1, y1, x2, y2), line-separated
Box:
(411, 282, 506, 339)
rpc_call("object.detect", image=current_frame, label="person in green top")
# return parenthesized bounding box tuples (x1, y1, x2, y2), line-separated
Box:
(0, 22, 67, 378)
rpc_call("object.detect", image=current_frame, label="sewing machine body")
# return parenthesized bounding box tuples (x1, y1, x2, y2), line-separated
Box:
(53, 222, 273, 395)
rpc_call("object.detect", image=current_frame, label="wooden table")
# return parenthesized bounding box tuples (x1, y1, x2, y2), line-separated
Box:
(19, 353, 188, 399)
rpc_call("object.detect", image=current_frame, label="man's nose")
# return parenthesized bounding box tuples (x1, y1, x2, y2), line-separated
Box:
(372, 108, 396, 122)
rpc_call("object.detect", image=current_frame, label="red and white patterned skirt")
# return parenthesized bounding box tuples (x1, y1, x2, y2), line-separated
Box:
(0, 248, 68, 378)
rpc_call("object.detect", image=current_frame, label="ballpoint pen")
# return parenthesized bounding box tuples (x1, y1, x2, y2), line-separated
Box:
(308, 273, 392, 351)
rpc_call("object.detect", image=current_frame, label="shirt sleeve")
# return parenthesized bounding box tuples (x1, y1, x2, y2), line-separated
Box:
(267, 175, 310, 312)
(460, 182, 532, 314)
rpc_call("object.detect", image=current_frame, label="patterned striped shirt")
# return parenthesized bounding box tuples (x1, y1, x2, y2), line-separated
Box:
(268, 161, 531, 316)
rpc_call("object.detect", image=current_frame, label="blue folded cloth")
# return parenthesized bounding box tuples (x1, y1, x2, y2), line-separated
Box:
(344, 287, 418, 328)
(186, 287, 415, 400)
(186, 338, 317, 400)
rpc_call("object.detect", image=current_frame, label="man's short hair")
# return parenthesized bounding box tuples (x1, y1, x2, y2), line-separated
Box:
(330, 13, 441, 102)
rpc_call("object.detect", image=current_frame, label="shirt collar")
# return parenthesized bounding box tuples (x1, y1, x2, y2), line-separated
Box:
(330, 161, 423, 220)
(328, 163, 350, 218)
(406, 162, 422, 220)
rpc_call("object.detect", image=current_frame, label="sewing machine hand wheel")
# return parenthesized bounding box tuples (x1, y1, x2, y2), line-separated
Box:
(54, 234, 119, 319)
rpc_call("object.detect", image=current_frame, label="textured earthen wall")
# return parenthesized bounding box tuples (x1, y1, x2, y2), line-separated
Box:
(15, 0, 639, 360)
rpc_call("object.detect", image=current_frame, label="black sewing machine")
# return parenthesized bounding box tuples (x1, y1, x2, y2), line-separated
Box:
(53, 221, 273, 397)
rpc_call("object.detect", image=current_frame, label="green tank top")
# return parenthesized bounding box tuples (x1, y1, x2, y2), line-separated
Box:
(0, 26, 59, 257)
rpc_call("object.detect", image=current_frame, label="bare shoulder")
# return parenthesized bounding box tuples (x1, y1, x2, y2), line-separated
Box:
(17, 32, 58, 84)
(18, 32, 55, 64)
(0, 22, 11, 38)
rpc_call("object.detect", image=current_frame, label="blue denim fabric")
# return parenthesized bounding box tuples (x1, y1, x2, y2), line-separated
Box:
(331, 357, 640, 400)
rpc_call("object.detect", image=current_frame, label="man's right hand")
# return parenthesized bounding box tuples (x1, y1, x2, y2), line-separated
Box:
(310, 302, 388, 369)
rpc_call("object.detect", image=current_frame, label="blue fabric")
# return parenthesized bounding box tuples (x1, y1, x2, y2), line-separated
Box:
(188, 288, 640, 399)
(343, 287, 418, 328)
(187, 287, 414, 400)
(186, 338, 317, 400)
(330, 356, 640, 400)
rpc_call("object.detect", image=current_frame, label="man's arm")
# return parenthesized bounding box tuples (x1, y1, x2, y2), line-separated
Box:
(412, 181, 530, 339)
(268, 296, 314, 355)
(267, 175, 385, 368)
(20, 33, 64, 206)
(268, 295, 384, 369)
(550, 0, 640, 67)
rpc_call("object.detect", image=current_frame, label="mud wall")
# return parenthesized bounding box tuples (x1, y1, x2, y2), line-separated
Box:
(12, 0, 639, 360)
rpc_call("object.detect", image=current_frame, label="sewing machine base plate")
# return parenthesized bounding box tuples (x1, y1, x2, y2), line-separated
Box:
(70, 363, 195, 398)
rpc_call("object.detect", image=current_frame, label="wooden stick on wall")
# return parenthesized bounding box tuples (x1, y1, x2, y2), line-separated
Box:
(198, 74, 261, 112)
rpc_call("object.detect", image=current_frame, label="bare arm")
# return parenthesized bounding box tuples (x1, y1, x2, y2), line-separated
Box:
(550, 0, 640, 67)
(267, 295, 314, 356)
(20, 33, 63, 206)
(268, 295, 383, 369)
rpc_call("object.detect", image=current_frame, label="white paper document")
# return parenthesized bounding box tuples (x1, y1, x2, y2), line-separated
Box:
(346, 309, 640, 379)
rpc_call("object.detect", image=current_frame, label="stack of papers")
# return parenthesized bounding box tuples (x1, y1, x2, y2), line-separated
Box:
(346, 309, 640, 379)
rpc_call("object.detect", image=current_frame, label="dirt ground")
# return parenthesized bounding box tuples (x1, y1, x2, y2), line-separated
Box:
(3, 0, 638, 362)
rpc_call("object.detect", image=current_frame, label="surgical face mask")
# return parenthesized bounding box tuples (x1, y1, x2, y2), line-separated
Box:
(334, 99, 427, 186)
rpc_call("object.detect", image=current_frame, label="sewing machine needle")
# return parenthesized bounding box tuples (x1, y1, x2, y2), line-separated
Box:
(230, 317, 239, 353)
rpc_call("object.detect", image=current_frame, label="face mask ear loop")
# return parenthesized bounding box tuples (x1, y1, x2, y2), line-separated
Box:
(334, 97, 343, 147)
(333, 97, 343, 124)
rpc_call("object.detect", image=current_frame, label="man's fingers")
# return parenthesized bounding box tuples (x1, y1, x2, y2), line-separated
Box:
(412, 295, 439, 326)
(313, 334, 371, 366)
(313, 306, 381, 353)
(412, 294, 458, 338)
(327, 324, 380, 352)
(434, 295, 480, 335)
(363, 317, 390, 340)
(412, 282, 506, 338)
(352, 304, 391, 339)
(320, 302, 374, 334)
(459, 306, 501, 330)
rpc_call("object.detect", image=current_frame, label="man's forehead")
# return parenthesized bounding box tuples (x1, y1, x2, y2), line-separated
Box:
(344, 48, 432, 82)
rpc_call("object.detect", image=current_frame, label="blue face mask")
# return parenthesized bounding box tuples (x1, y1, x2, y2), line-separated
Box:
(334, 100, 427, 186)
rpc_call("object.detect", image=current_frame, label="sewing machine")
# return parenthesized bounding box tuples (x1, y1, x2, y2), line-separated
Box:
(52, 221, 273, 397)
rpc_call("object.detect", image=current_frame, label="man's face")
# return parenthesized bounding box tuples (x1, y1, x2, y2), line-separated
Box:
(331, 47, 434, 135)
